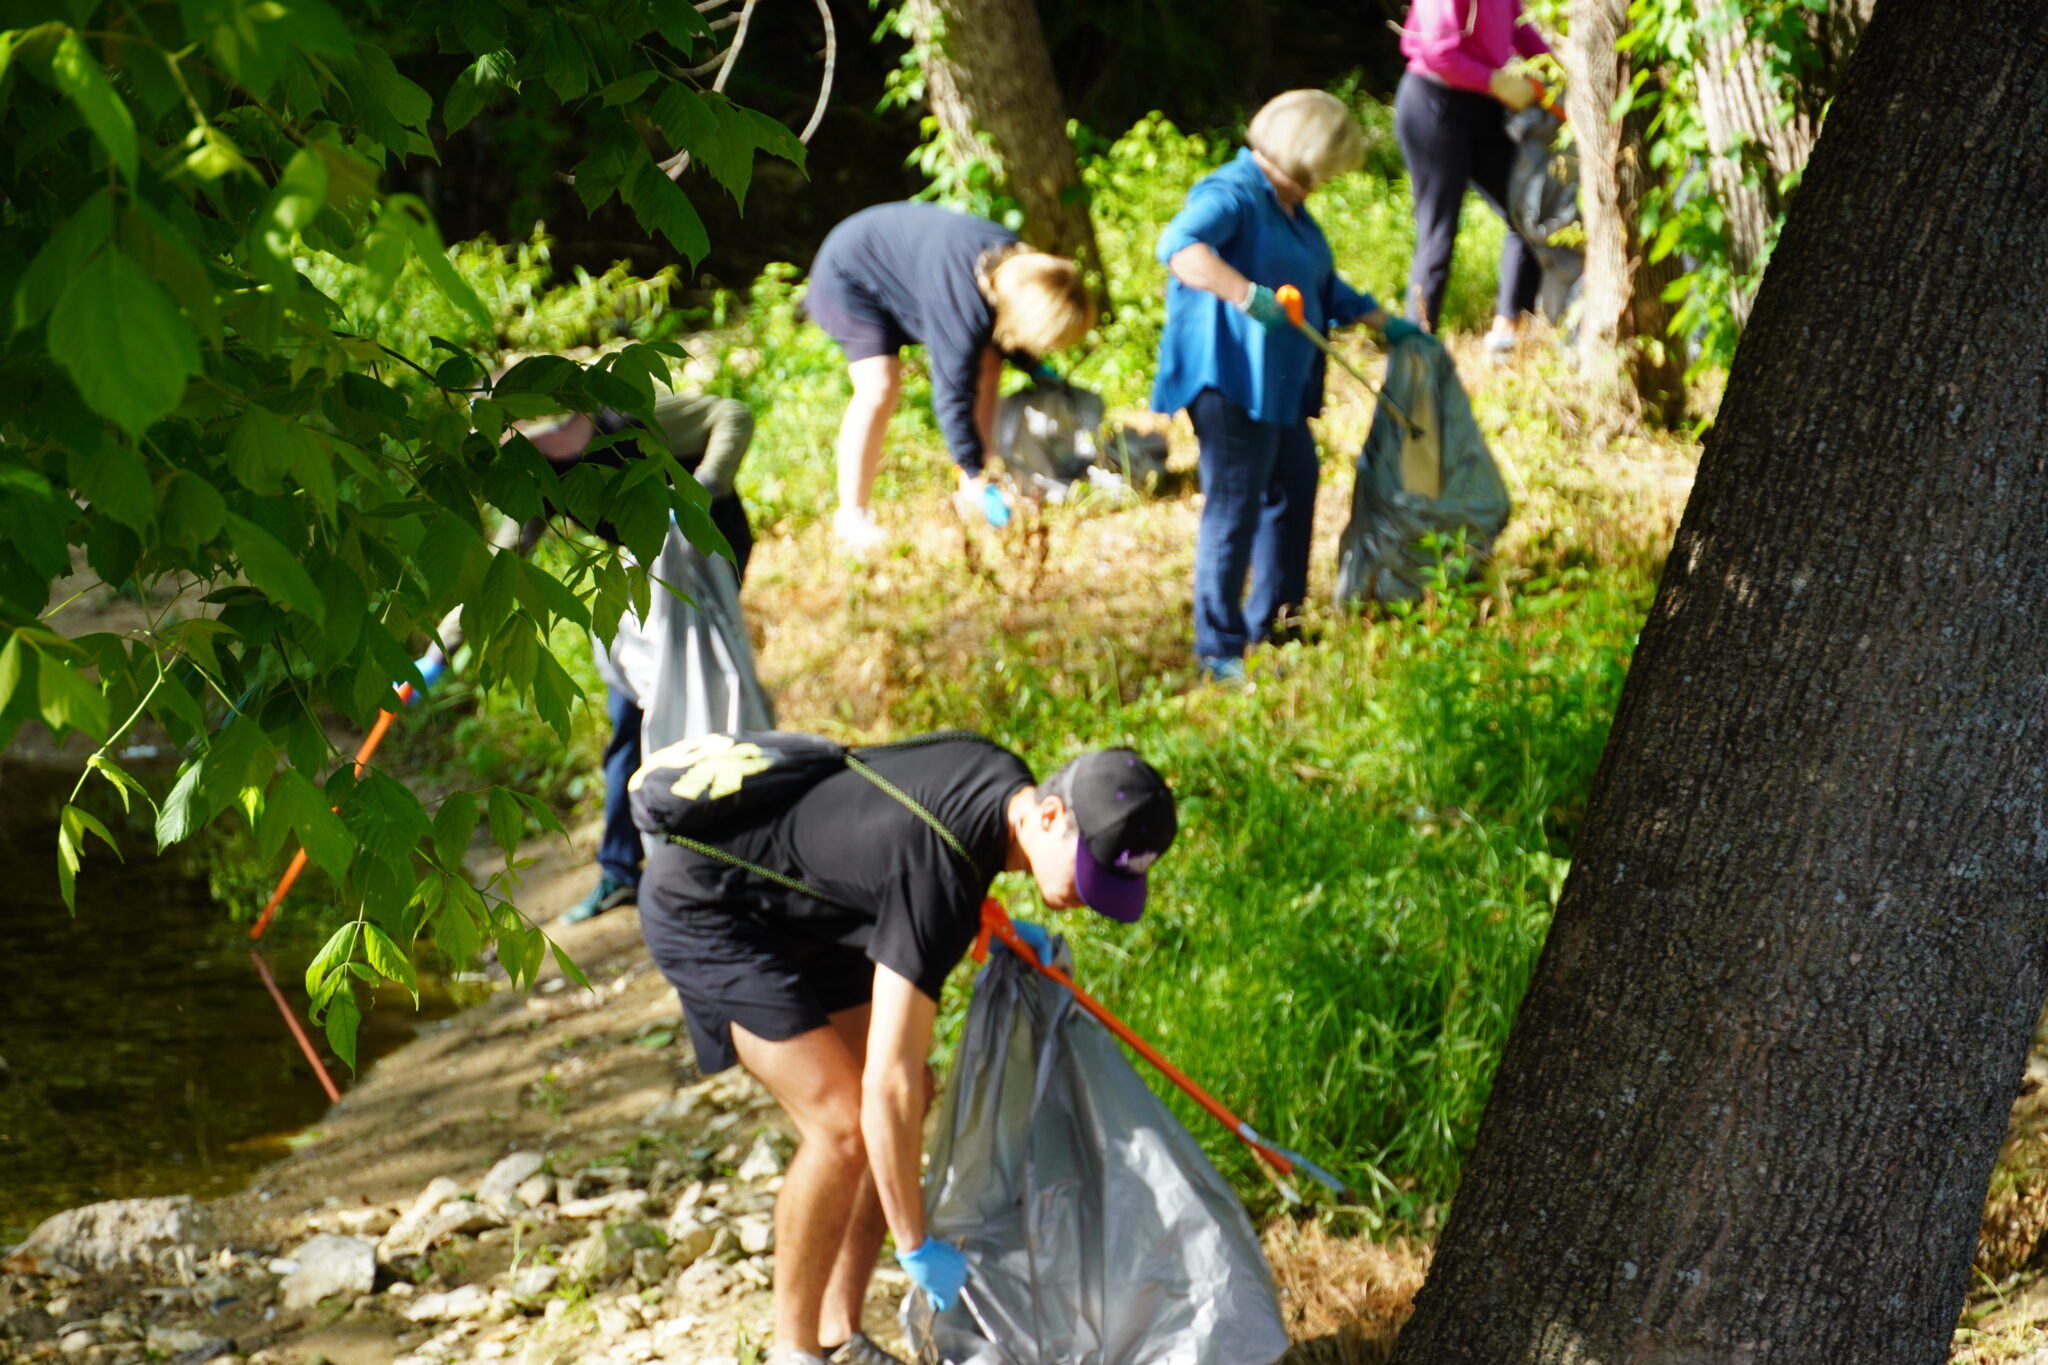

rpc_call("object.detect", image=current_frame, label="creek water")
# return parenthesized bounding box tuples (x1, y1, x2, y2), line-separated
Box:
(0, 758, 449, 1242)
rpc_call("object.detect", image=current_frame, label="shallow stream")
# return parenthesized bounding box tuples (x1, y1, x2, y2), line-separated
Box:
(0, 758, 448, 1241)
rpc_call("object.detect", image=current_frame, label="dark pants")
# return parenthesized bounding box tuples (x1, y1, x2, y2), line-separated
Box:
(597, 685, 644, 887)
(1190, 388, 1318, 661)
(1394, 73, 1542, 330)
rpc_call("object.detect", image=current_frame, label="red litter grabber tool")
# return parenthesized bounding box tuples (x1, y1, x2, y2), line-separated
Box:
(1274, 284, 1423, 438)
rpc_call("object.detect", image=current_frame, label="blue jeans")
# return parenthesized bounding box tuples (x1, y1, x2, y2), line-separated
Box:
(1190, 388, 1319, 661)
(598, 686, 644, 887)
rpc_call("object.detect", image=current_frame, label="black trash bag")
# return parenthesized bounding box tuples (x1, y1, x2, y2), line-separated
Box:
(995, 379, 1106, 495)
(994, 380, 1170, 499)
(1506, 105, 1583, 326)
(1332, 336, 1512, 606)
(904, 936, 1289, 1365)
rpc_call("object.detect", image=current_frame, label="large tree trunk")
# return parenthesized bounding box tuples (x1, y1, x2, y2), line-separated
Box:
(1389, 1, 2048, 1361)
(1561, 0, 1687, 427)
(904, 0, 1103, 282)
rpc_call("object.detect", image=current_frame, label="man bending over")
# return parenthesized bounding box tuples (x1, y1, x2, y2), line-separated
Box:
(635, 735, 1178, 1365)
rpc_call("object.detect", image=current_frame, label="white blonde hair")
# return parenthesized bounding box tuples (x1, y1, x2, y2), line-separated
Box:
(1246, 90, 1364, 192)
(984, 249, 1096, 357)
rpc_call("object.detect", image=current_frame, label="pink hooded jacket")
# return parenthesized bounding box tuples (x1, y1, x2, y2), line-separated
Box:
(1401, 0, 1551, 95)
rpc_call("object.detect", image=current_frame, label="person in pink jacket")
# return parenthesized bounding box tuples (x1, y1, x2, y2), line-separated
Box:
(1394, 0, 1552, 356)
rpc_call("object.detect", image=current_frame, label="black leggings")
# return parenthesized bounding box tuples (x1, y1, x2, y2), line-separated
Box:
(1394, 73, 1542, 330)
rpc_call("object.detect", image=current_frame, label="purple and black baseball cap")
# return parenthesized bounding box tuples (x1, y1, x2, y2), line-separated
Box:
(1066, 749, 1178, 924)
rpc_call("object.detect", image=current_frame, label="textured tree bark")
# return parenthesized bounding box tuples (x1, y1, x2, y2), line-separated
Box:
(1694, 23, 1816, 296)
(1561, 0, 1687, 426)
(904, 0, 1103, 282)
(1389, 1, 2048, 1361)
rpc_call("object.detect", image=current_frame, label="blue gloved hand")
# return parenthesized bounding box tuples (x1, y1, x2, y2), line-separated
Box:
(1029, 361, 1061, 387)
(1237, 283, 1288, 332)
(1005, 920, 1053, 965)
(411, 646, 448, 701)
(898, 1238, 969, 1312)
(978, 479, 1012, 529)
(1383, 317, 1427, 345)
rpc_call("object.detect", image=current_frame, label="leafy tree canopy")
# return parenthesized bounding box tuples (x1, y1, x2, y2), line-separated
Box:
(0, 0, 804, 1064)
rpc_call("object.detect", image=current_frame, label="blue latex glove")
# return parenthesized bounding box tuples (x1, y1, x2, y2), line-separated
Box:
(1005, 920, 1053, 965)
(411, 647, 448, 702)
(898, 1238, 969, 1312)
(1237, 283, 1288, 332)
(1028, 361, 1061, 387)
(1383, 317, 1427, 345)
(978, 479, 1012, 529)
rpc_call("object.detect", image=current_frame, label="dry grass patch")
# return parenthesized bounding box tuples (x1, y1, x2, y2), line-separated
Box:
(1266, 1219, 1431, 1364)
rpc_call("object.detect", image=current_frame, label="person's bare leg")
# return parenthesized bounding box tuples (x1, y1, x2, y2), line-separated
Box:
(836, 356, 903, 514)
(815, 1004, 884, 1349)
(731, 1023, 868, 1359)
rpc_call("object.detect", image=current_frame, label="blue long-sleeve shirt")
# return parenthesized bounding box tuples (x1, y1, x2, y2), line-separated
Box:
(1151, 149, 1379, 425)
(808, 203, 1018, 474)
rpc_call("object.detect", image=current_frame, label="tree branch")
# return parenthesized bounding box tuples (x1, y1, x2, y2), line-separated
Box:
(799, 0, 837, 145)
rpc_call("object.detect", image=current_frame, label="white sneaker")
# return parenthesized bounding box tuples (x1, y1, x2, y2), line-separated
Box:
(833, 504, 887, 556)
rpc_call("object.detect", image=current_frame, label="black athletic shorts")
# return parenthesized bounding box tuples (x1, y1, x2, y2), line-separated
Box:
(638, 903, 875, 1073)
(803, 268, 910, 363)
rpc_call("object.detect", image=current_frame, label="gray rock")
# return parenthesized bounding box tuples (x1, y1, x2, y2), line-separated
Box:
(565, 1222, 662, 1284)
(733, 1134, 786, 1184)
(558, 1191, 650, 1220)
(476, 1153, 546, 1215)
(381, 1199, 501, 1260)
(281, 1235, 378, 1311)
(4, 1198, 220, 1277)
(59, 1330, 96, 1354)
(146, 1327, 210, 1354)
(663, 1210, 717, 1267)
(514, 1175, 554, 1210)
(168, 1337, 234, 1365)
(731, 1215, 773, 1256)
(506, 1264, 562, 1300)
(402, 1284, 492, 1322)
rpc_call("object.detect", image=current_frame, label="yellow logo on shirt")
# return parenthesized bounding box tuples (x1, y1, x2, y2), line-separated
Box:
(630, 734, 775, 800)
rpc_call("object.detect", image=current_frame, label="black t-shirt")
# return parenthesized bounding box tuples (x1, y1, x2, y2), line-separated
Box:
(641, 736, 1034, 1000)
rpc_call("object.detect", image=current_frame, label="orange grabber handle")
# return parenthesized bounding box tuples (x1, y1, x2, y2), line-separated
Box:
(973, 900, 1310, 1192)
(1275, 283, 1307, 329)
(250, 680, 416, 940)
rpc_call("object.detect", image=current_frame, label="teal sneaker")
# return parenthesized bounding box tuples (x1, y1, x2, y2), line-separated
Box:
(564, 874, 636, 924)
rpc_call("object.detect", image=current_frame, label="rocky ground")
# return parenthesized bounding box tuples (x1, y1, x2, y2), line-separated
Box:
(0, 821, 1427, 1365)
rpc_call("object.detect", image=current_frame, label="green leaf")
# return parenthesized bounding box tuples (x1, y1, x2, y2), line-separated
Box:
(0, 633, 28, 717)
(227, 407, 294, 494)
(569, 126, 638, 215)
(38, 654, 109, 739)
(432, 790, 479, 867)
(264, 768, 354, 883)
(159, 471, 227, 550)
(397, 202, 491, 334)
(13, 190, 112, 331)
(49, 32, 138, 181)
(362, 922, 418, 1001)
(444, 49, 516, 134)
(550, 939, 592, 991)
(621, 146, 709, 265)
(49, 248, 201, 438)
(225, 512, 326, 622)
(323, 984, 361, 1071)
(56, 803, 120, 911)
(341, 771, 431, 875)
(601, 70, 658, 106)
(305, 921, 359, 1003)
(486, 785, 522, 859)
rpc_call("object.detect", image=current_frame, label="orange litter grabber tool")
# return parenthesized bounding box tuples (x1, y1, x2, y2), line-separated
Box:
(1274, 284, 1423, 438)
(973, 899, 1351, 1205)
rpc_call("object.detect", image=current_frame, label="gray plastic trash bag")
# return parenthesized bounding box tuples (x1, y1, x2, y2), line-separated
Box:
(1332, 337, 1512, 606)
(1506, 105, 1583, 325)
(995, 380, 1107, 496)
(903, 937, 1289, 1365)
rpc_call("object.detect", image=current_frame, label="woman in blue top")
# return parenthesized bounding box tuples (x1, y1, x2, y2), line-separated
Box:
(1153, 90, 1425, 683)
